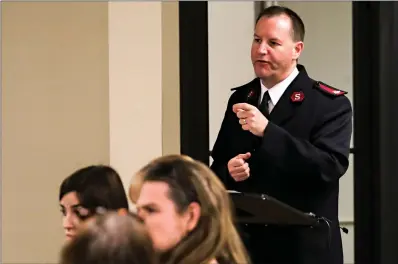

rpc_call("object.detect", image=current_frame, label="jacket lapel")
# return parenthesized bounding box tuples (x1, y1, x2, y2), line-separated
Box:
(232, 78, 261, 106)
(269, 65, 313, 126)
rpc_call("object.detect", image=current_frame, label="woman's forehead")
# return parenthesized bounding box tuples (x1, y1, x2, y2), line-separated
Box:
(60, 191, 80, 206)
(137, 182, 173, 205)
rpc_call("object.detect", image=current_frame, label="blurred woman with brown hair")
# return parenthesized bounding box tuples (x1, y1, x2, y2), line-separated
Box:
(129, 155, 251, 264)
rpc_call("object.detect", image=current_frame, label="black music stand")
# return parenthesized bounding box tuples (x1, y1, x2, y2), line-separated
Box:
(228, 190, 319, 227)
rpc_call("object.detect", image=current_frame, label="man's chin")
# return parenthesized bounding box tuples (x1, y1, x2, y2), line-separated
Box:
(254, 70, 272, 79)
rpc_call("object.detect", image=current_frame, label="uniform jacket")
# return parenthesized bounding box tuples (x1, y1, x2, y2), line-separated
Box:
(210, 65, 352, 264)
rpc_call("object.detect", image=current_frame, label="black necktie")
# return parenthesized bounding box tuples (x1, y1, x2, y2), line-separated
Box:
(259, 91, 270, 117)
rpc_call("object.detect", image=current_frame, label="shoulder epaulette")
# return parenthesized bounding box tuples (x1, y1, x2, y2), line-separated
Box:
(314, 81, 347, 96)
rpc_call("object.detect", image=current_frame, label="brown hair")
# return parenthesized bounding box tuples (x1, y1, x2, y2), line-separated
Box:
(130, 155, 251, 264)
(256, 5, 305, 42)
(60, 212, 157, 264)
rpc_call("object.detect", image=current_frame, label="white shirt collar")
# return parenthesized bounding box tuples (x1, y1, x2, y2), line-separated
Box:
(259, 67, 299, 106)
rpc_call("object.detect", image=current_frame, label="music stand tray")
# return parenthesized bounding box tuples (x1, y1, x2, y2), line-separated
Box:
(228, 190, 319, 227)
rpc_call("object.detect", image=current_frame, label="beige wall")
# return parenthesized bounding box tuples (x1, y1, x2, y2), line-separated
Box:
(2, 2, 179, 263)
(161, 2, 180, 156)
(108, 2, 163, 194)
(2, 2, 110, 262)
(108, 1, 180, 204)
(208, 2, 256, 152)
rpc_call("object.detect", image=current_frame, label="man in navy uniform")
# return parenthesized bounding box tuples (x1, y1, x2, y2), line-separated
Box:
(210, 5, 352, 264)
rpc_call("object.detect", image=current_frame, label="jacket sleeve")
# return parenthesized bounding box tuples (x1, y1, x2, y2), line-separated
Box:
(210, 97, 236, 185)
(258, 96, 353, 184)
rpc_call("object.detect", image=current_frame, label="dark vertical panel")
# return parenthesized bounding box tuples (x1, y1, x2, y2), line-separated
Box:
(353, 2, 398, 264)
(179, 2, 209, 165)
(254, 2, 266, 22)
(352, 3, 380, 263)
(0, 3, 3, 261)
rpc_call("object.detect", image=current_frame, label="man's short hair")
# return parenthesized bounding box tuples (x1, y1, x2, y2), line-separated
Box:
(256, 5, 305, 42)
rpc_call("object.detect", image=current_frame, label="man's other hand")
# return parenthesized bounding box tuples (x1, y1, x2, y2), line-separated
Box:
(227, 152, 251, 181)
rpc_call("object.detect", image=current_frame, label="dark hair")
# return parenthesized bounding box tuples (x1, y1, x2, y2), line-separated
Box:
(256, 5, 305, 42)
(59, 165, 129, 213)
(60, 212, 157, 264)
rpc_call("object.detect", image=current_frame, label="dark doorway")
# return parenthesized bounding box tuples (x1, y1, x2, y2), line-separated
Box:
(353, 2, 398, 264)
(178, 1, 209, 165)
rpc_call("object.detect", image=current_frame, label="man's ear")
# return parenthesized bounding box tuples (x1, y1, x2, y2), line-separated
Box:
(293, 41, 304, 60)
(184, 202, 201, 232)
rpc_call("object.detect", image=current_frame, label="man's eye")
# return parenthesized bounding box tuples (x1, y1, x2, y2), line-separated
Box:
(144, 207, 158, 214)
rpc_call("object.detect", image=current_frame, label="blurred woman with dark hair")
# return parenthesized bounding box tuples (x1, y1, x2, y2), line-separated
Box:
(59, 165, 128, 240)
(129, 155, 251, 264)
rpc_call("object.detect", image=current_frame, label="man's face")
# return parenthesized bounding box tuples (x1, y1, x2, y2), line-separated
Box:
(136, 181, 194, 252)
(251, 14, 303, 85)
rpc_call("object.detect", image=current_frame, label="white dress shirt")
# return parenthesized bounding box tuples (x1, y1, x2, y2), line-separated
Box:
(259, 67, 299, 113)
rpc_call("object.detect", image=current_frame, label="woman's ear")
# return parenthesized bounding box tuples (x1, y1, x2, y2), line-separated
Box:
(185, 202, 201, 232)
(129, 181, 142, 204)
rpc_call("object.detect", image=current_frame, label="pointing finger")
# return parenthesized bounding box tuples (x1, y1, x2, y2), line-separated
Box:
(233, 103, 255, 113)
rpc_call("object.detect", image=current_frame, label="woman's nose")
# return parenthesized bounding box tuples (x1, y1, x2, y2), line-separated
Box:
(63, 213, 75, 229)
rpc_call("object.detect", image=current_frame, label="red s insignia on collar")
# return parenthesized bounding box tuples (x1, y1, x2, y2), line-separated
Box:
(291, 91, 305, 102)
